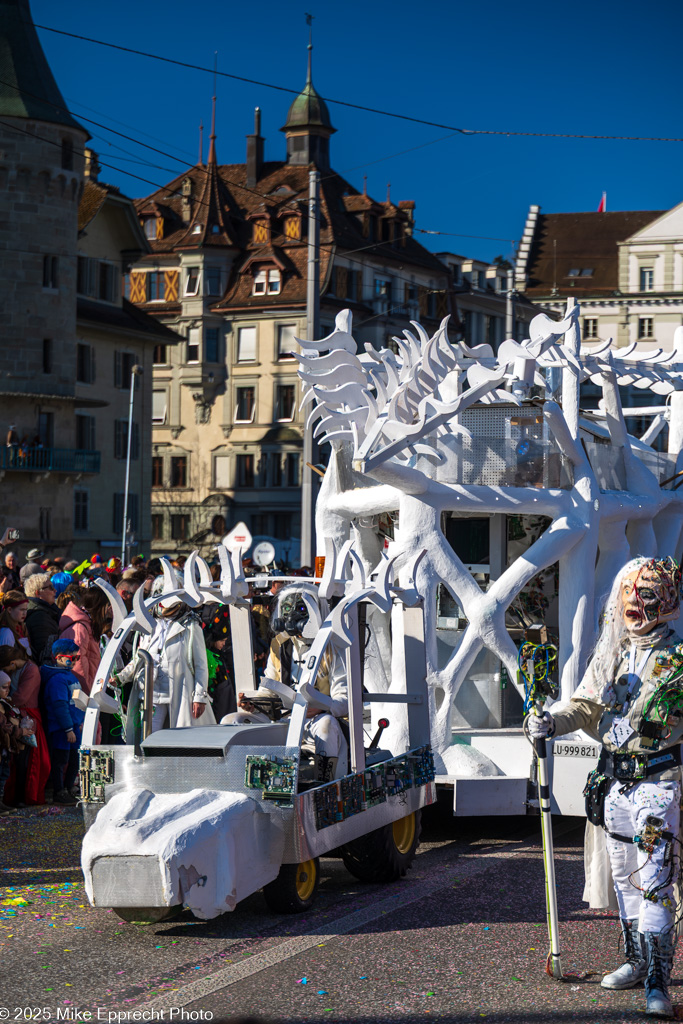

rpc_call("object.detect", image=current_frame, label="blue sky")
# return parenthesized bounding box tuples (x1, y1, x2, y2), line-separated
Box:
(32, 0, 683, 264)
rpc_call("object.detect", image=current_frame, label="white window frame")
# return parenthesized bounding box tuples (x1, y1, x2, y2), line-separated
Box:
(185, 266, 200, 296)
(186, 327, 200, 364)
(638, 317, 654, 339)
(584, 318, 598, 339)
(152, 389, 167, 425)
(252, 270, 267, 295)
(275, 382, 296, 423)
(640, 267, 654, 292)
(277, 323, 297, 361)
(234, 385, 256, 424)
(237, 326, 257, 363)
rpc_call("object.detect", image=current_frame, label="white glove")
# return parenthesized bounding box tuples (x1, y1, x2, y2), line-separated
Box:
(526, 710, 555, 739)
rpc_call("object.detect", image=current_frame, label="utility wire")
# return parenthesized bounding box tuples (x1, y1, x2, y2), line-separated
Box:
(33, 23, 683, 144)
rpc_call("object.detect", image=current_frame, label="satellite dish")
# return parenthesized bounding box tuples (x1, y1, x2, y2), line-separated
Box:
(253, 541, 276, 567)
(223, 521, 252, 554)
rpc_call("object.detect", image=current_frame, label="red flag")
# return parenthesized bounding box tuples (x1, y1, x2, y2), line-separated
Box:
(597, 192, 606, 213)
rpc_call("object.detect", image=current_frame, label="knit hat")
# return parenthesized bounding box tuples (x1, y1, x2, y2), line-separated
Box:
(51, 572, 73, 596)
(52, 638, 79, 657)
(19, 562, 41, 583)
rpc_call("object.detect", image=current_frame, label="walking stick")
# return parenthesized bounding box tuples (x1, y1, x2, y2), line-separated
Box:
(521, 641, 563, 980)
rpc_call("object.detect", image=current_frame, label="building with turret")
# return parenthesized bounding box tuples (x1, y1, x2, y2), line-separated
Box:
(0, 0, 178, 558)
(128, 45, 455, 563)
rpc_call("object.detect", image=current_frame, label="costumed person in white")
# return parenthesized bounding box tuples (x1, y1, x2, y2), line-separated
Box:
(117, 574, 215, 731)
(528, 556, 683, 1018)
(239, 583, 348, 782)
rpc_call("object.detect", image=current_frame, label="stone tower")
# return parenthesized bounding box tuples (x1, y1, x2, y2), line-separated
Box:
(0, 0, 88, 398)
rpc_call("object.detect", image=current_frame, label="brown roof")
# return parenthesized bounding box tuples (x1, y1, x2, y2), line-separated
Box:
(523, 211, 664, 297)
(77, 297, 181, 342)
(133, 156, 447, 311)
(78, 179, 109, 233)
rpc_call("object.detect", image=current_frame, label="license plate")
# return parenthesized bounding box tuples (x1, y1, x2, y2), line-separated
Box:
(553, 741, 599, 759)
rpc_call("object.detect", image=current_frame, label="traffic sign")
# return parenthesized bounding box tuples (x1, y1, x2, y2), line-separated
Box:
(223, 521, 252, 554)
(253, 541, 276, 567)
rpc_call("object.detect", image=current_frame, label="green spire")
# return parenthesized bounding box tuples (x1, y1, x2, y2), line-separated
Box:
(280, 36, 335, 134)
(0, 0, 85, 131)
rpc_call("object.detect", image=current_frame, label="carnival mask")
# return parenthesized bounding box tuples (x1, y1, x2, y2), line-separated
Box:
(621, 557, 682, 635)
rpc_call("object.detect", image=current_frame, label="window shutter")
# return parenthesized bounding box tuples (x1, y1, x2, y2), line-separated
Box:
(404, 282, 410, 304)
(155, 218, 164, 240)
(336, 266, 348, 299)
(164, 270, 179, 302)
(132, 423, 140, 460)
(129, 271, 146, 303)
(90, 347, 96, 384)
(418, 286, 428, 317)
(436, 291, 448, 318)
(114, 351, 122, 388)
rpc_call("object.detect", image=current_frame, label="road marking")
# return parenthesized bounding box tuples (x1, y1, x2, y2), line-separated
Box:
(134, 832, 576, 1011)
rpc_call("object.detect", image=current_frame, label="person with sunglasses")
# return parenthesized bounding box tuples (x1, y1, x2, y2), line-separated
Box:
(24, 573, 60, 663)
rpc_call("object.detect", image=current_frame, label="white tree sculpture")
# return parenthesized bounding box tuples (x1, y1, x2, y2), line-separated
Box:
(297, 305, 683, 772)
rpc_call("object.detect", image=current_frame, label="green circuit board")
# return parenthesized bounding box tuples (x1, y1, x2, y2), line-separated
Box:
(79, 748, 115, 804)
(245, 754, 297, 801)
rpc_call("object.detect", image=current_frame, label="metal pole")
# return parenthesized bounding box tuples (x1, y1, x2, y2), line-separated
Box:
(301, 168, 320, 568)
(533, 703, 563, 980)
(506, 269, 515, 340)
(121, 365, 143, 566)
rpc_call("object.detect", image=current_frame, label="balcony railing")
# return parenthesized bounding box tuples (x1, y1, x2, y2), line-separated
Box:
(0, 447, 100, 474)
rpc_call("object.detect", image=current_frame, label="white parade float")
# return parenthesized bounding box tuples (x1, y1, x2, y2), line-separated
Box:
(78, 299, 683, 920)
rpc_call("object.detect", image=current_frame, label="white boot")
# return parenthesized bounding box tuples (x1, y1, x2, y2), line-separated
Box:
(601, 918, 647, 990)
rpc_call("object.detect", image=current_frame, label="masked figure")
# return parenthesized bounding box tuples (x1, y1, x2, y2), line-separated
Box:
(243, 584, 348, 783)
(528, 556, 683, 1018)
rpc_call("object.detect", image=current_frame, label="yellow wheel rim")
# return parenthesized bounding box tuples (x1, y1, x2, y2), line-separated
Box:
(392, 812, 416, 855)
(295, 859, 316, 901)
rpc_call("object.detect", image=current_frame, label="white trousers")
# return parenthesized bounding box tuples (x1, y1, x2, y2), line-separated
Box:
(604, 776, 680, 933)
(302, 713, 348, 777)
(151, 704, 169, 732)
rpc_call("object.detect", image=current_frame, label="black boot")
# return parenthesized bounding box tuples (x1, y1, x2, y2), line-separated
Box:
(643, 930, 674, 1018)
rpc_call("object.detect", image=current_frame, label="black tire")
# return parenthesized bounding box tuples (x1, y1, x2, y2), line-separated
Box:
(113, 906, 180, 924)
(341, 809, 422, 883)
(263, 857, 320, 914)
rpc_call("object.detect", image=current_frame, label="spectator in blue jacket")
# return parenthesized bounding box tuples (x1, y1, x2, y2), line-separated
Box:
(40, 638, 84, 804)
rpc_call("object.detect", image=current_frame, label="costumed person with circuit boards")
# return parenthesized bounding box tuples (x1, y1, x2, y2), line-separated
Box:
(238, 583, 348, 784)
(528, 556, 683, 1018)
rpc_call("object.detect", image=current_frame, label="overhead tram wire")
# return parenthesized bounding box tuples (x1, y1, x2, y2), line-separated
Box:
(32, 23, 683, 144)
(0, 77, 521, 249)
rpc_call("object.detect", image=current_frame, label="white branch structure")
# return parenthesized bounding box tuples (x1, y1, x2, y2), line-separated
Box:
(298, 305, 683, 771)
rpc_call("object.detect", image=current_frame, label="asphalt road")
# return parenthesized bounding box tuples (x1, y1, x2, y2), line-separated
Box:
(1, 797, 681, 1023)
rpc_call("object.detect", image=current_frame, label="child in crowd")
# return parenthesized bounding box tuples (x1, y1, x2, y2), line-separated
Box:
(40, 639, 84, 804)
(0, 669, 26, 815)
(0, 643, 49, 805)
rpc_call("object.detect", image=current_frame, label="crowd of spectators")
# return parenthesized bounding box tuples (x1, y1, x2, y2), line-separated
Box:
(0, 540, 310, 814)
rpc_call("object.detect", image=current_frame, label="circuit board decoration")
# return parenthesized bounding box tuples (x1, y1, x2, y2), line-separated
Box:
(79, 748, 115, 804)
(314, 745, 435, 830)
(245, 754, 297, 802)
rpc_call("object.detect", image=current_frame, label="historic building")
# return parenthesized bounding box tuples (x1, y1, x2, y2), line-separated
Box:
(0, 0, 177, 558)
(75, 167, 179, 560)
(127, 48, 454, 563)
(435, 252, 537, 352)
(515, 204, 683, 350)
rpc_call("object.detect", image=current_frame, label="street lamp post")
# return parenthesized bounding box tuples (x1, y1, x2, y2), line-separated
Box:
(121, 364, 143, 566)
(300, 168, 320, 569)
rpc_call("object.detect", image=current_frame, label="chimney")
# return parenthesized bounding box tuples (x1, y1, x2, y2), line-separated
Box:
(246, 107, 264, 189)
(84, 148, 100, 181)
(398, 200, 415, 237)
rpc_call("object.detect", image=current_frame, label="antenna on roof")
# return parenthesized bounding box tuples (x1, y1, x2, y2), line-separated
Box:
(305, 12, 314, 82)
(363, 174, 367, 197)
(208, 52, 217, 165)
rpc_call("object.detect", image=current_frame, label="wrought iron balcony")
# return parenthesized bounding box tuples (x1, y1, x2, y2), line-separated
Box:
(0, 447, 100, 474)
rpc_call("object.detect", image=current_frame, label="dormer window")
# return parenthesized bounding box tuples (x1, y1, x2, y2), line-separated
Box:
(192, 223, 202, 235)
(253, 268, 281, 296)
(144, 218, 156, 240)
